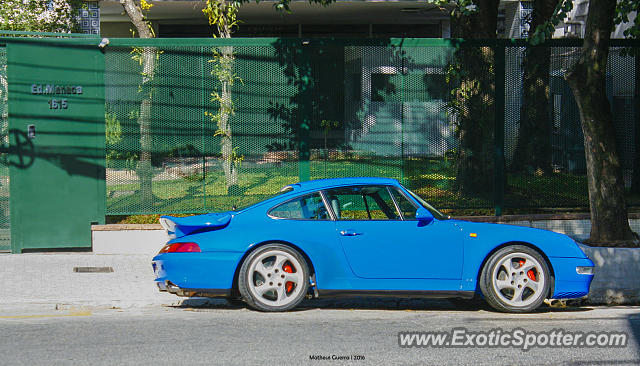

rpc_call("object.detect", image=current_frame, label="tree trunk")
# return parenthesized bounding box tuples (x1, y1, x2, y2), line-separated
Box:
(511, 0, 559, 175)
(0, 63, 6, 130)
(451, 0, 500, 196)
(218, 45, 239, 194)
(208, 1, 239, 195)
(565, 0, 638, 245)
(120, 0, 156, 205)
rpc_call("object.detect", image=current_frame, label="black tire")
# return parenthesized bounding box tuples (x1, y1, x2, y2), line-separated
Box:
(479, 245, 551, 313)
(238, 244, 309, 312)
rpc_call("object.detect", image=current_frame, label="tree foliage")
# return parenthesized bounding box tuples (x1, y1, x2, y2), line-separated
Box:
(0, 0, 79, 33)
(614, 0, 640, 39)
(530, 0, 640, 44)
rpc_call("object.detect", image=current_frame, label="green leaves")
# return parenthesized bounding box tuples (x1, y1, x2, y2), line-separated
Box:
(425, 0, 478, 16)
(529, 0, 573, 45)
(0, 0, 78, 33)
(105, 113, 123, 146)
(530, 0, 638, 45)
(203, 0, 241, 36)
(614, 0, 640, 39)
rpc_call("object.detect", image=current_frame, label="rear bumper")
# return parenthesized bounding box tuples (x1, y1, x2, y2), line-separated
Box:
(549, 257, 595, 299)
(152, 251, 243, 295)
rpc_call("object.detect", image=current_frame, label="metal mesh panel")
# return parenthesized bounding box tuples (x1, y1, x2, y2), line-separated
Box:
(397, 45, 460, 209)
(503, 45, 589, 209)
(0, 46, 9, 251)
(206, 44, 299, 210)
(337, 45, 404, 181)
(106, 46, 206, 213)
(548, 47, 587, 178)
(608, 48, 636, 184)
(432, 45, 496, 210)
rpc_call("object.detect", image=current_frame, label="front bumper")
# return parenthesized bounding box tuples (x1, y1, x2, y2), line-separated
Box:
(549, 257, 595, 299)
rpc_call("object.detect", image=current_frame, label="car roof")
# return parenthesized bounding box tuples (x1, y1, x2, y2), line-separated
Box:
(235, 177, 402, 214)
(286, 177, 400, 192)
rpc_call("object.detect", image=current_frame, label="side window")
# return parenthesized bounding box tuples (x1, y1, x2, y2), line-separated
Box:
(325, 186, 400, 220)
(390, 188, 417, 219)
(269, 193, 329, 220)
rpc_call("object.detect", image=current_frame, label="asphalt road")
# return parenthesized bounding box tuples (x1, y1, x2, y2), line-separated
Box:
(0, 299, 638, 366)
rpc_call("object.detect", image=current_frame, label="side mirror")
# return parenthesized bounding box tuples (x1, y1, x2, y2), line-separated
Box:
(416, 207, 434, 225)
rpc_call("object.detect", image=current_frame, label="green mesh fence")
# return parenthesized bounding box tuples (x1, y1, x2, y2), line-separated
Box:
(104, 39, 640, 215)
(0, 46, 9, 250)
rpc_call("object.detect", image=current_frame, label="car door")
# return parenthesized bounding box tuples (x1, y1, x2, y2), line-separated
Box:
(329, 185, 463, 279)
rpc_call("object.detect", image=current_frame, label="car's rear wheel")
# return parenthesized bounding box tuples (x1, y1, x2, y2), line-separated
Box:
(238, 244, 309, 312)
(480, 245, 551, 313)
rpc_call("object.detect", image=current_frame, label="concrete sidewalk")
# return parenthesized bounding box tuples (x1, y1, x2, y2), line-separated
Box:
(1, 249, 639, 310)
(0, 253, 178, 309)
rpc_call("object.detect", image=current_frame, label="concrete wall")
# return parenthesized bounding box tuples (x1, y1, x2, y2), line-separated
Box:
(92, 225, 168, 255)
(580, 246, 640, 305)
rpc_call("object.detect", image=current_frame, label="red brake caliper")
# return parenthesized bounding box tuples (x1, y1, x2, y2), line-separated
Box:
(519, 260, 537, 281)
(283, 263, 294, 293)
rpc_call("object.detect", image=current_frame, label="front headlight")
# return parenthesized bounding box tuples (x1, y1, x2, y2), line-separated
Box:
(576, 266, 594, 275)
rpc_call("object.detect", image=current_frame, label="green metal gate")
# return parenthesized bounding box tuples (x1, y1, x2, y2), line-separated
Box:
(4, 35, 105, 253)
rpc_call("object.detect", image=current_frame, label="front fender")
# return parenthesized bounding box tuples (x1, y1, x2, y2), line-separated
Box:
(454, 221, 589, 292)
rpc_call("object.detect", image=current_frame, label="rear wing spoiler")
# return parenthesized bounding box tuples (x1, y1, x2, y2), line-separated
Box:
(159, 213, 232, 239)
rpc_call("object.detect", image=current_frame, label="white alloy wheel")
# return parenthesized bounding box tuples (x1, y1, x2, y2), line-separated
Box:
(238, 244, 309, 311)
(480, 245, 551, 313)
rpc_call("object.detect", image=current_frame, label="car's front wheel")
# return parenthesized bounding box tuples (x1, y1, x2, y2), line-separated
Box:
(238, 244, 309, 312)
(480, 245, 551, 313)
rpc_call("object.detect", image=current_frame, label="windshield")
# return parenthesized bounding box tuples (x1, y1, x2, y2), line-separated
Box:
(405, 188, 449, 220)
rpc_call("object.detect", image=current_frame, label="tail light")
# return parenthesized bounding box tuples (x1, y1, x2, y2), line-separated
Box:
(158, 242, 201, 254)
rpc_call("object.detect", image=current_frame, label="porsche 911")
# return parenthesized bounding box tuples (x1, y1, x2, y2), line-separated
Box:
(153, 177, 594, 313)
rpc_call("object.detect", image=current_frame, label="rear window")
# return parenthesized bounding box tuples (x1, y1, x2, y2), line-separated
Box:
(268, 193, 329, 220)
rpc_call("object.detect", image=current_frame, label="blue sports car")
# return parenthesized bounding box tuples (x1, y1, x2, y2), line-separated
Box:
(153, 177, 594, 313)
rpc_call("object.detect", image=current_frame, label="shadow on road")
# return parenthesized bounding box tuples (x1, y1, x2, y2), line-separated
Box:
(173, 296, 594, 314)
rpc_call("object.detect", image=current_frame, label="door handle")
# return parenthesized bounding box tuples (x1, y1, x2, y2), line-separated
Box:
(340, 230, 362, 236)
